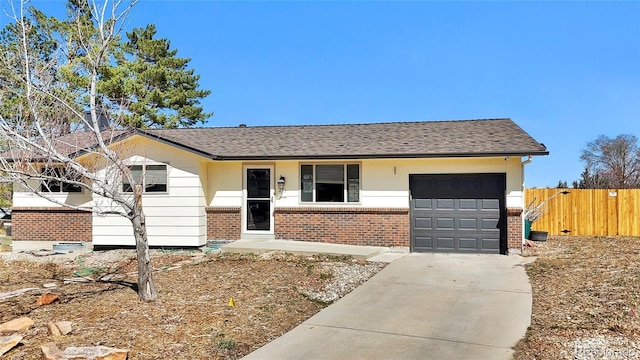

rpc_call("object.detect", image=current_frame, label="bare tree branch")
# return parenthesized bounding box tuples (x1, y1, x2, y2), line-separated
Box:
(580, 134, 640, 189)
(0, 0, 156, 301)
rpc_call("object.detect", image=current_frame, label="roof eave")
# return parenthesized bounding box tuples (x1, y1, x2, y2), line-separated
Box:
(214, 150, 550, 161)
(131, 129, 219, 160)
(45, 129, 216, 161)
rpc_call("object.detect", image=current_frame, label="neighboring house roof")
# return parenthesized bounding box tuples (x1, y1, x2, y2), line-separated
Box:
(141, 118, 548, 160)
(2, 118, 548, 161)
(1, 129, 128, 162)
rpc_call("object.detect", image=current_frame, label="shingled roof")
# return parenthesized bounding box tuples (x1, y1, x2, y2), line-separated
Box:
(140, 118, 548, 160)
(1, 129, 128, 162)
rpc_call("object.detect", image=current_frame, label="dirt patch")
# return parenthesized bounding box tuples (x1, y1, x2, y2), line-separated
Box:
(515, 236, 640, 359)
(0, 249, 385, 359)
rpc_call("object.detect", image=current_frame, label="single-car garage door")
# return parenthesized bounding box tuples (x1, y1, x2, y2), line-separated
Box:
(410, 174, 506, 254)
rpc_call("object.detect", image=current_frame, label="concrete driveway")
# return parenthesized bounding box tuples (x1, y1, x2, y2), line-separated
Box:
(243, 253, 532, 360)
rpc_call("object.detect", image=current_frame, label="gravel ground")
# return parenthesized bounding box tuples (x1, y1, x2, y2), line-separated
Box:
(1, 248, 186, 265)
(301, 261, 385, 303)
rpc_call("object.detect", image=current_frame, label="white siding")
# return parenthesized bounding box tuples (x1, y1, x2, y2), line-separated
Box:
(92, 136, 207, 247)
(12, 179, 92, 208)
(13, 191, 92, 208)
(273, 161, 299, 207)
(267, 157, 525, 209)
(360, 157, 524, 208)
(204, 158, 526, 210)
(207, 162, 243, 207)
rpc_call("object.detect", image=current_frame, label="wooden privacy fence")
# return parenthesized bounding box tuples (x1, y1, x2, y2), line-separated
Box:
(525, 188, 640, 236)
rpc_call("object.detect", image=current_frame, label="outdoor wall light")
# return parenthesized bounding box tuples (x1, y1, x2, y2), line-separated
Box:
(277, 175, 286, 193)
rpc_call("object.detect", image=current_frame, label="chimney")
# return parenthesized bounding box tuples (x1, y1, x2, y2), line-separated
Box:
(83, 109, 110, 131)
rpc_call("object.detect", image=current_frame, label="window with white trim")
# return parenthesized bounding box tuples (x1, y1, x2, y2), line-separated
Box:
(300, 164, 360, 203)
(40, 167, 82, 193)
(122, 164, 167, 193)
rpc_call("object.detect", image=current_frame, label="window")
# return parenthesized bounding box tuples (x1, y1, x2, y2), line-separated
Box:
(40, 167, 82, 193)
(122, 164, 167, 193)
(300, 164, 360, 203)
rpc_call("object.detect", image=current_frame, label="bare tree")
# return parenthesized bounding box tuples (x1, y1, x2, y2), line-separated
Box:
(0, 0, 157, 300)
(580, 134, 640, 189)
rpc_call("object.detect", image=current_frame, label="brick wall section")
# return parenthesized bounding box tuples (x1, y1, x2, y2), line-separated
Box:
(274, 207, 410, 247)
(206, 207, 241, 240)
(507, 207, 523, 252)
(11, 207, 92, 242)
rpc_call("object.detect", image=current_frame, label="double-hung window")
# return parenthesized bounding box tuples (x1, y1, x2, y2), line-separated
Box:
(40, 167, 82, 193)
(122, 164, 167, 193)
(300, 164, 360, 203)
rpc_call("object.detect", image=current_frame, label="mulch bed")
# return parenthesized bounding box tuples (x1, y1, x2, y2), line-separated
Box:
(0, 251, 379, 359)
(514, 236, 640, 359)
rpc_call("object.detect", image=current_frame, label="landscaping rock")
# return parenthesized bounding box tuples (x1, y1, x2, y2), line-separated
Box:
(63, 345, 129, 360)
(36, 293, 60, 306)
(56, 321, 73, 335)
(0, 334, 23, 356)
(32, 250, 56, 257)
(0, 317, 34, 334)
(173, 260, 194, 266)
(41, 342, 65, 360)
(43, 283, 58, 289)
(258, 252, 275, 260)
(46, 321, 72, 336)
(41, 344, 129, 360)
(48, 321, 61, 336)
(0, 287, 39, 300)
(99, 274, 125, 282)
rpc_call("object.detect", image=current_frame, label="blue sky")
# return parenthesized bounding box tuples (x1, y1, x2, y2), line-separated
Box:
(4, 1, 640, 187)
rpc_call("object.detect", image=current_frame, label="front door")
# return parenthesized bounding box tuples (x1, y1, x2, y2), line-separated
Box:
(243, 166, 274, 235)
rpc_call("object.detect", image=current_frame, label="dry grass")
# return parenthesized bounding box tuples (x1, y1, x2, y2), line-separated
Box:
(0, 235, 10, 251)
(0, 251, 381, 359)
(514, 236, 640, 359)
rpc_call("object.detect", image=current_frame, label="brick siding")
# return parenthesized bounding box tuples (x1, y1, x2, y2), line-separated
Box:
(206, 207, 241, 240)
(506, 207, 523, 253)
(274, 207, 409, 247)
(208, 205, 522, 253)
(11, 207, 92, 242)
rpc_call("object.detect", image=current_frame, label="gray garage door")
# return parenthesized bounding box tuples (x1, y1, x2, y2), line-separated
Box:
(410, 174, 506, 254)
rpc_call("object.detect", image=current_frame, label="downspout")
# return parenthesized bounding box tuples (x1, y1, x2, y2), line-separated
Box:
(521, 155, 532, 186)
(520, 155, 533, 245)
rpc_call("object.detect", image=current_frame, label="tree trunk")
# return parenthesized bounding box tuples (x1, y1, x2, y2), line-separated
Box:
(132, 185, 157, 301)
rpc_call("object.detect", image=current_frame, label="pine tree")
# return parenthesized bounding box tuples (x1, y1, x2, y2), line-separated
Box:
(102, 24, 212, 128)
(1, 1, 211, 131)
(0, 7, 65, 128)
